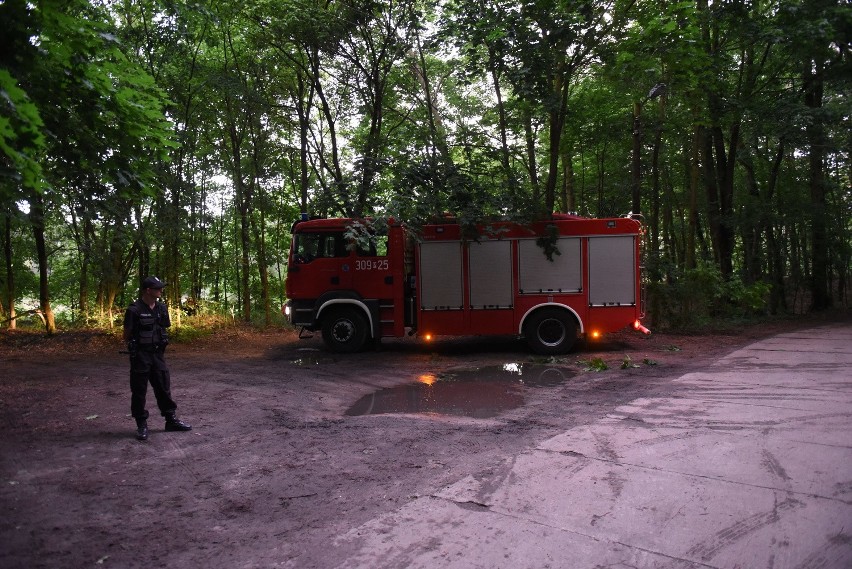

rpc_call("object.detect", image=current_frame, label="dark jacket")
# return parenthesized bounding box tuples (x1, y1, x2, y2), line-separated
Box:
(124, 299, 171, 348)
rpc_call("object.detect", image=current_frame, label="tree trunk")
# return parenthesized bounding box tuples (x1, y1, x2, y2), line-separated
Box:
(490, 57, 512, 188)
(72, 210, 96, 325)
(104, 226, 131, 328)
(739, 147, 762, 285)
(650, 102, 663, 260)
(167, 181, 182, 328)
(222, 76, 252, 321)
(237, 185, 252, 322)
(30, 193, 56, 334)
(560, 146, 575, 214)
(78, 217, 92, 325)
(251, 211, 271, 326)
(804, 59, 830, 310)
(631, 101, 642, 215)
(686, 124, 701, 270)
(295, 72, 311, 216)
(697, 0, 735, 279)
(356, 64, 387, 218)
(766, 139, 787, 313)
(307, 48, 350, 214)
(3, 213, 15, 330)
(714, 121, 738, 280)
(523, 109, 540, 203)
(662, 166, 676, 271)
(544, 69, 570, 214)
(413, 37, 450, 163)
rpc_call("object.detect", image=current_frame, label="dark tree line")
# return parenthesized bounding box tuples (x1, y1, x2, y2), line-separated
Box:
(2, 0, 850, 333)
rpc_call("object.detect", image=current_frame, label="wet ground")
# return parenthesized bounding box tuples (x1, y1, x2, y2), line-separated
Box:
(0, 315, 849, 568)
(345, 363, 576, 417)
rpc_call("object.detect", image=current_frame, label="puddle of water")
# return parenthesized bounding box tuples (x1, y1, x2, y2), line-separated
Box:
(287, 347, 336, 366)
(291, 353, 337, 366)
(345, 364, 574, 418)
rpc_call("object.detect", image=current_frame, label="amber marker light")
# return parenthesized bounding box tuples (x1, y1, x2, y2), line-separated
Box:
(590, 330, 601, 339)
(418, 374, 437, 386)
(423, 333, 433, 341)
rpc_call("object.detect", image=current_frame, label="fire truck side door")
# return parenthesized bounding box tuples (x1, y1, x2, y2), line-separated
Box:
(295, 231, 352, 291)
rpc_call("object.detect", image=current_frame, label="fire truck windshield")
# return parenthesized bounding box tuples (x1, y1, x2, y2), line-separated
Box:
(292, 231, 346, 263)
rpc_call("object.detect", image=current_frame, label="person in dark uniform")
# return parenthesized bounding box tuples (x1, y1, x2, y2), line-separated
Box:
(123, 276, 192, 441)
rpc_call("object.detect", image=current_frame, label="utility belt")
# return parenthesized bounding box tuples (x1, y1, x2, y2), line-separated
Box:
(129, 341, 167, 355)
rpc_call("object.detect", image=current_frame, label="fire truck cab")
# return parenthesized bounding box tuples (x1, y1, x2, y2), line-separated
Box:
(284, 214, 649, 354)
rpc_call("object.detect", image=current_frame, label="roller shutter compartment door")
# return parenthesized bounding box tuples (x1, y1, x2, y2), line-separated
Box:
(588, 236, 636, 306)
(518, 238, 582, 294)
(468, 240, 512, 309)
(419, 242, 463, 310)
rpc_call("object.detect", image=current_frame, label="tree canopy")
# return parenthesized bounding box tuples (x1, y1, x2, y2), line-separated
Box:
(2, 0, 850, 332)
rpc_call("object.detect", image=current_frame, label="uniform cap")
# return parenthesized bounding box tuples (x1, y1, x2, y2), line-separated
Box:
(141, 276, 167, 289)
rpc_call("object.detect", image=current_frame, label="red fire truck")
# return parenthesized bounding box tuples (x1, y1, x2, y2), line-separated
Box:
(283, 213, 650, 354)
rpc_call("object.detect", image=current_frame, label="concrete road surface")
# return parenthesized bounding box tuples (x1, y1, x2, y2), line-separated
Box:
(332, 323, 852, 569)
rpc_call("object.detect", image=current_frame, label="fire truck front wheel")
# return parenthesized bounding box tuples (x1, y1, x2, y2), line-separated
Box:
(524, 308, 578, 355)
(321, 307, 368, 353)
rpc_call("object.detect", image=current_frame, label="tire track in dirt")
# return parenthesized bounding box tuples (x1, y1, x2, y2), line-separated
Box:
(684, 489, 804, 561)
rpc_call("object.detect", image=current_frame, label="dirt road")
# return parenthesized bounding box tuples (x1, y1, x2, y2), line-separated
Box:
(0, 318, 840, 568)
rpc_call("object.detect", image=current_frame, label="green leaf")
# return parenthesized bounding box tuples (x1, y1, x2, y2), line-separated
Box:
(620, 355, 640, 369)
(579, 357, 608, 372)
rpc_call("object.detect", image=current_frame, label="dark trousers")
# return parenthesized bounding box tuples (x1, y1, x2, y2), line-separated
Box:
(129, 348, 177, 421)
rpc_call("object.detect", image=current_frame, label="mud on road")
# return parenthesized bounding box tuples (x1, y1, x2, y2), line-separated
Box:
(0, 318, 836, 568)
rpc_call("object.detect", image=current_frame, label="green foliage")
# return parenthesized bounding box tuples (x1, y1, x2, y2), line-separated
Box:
(649, 262, 773, 329)
(528, 355, 570, 365)
(2, 0, 175, 199)
(0, 69, 46, 194)
(535, 225, 561, 262)
(168, 323, 215, 343)
(387, 157, 508, 232)
(580, 357, 609, 372)
(344, 218, 389, 253)
(725, 278, 772, 313)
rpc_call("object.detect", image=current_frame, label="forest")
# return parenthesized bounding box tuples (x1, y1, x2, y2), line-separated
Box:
(1, 0, 850, 334)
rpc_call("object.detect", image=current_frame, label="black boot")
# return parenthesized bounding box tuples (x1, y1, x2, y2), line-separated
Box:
(135, 419, 148, 441)
(165, 414, 192, 432)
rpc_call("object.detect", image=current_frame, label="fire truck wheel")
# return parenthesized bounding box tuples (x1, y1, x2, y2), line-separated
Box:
(524, 308, 577, 355)
(321, 307, 368, 353)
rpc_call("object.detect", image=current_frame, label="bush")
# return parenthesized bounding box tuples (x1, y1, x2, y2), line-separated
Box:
(648, 261, 771, 330)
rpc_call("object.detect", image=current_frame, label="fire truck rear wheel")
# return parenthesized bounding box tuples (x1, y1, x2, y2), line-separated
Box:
(525, 308, 577, 355)
(321, 307, 368, 353)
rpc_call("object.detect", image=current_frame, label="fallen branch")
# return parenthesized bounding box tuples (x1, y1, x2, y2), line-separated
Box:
(1, 309, 48, 328)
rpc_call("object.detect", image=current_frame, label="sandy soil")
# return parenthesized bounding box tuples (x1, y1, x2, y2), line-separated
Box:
(0, 314, 846, 568)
